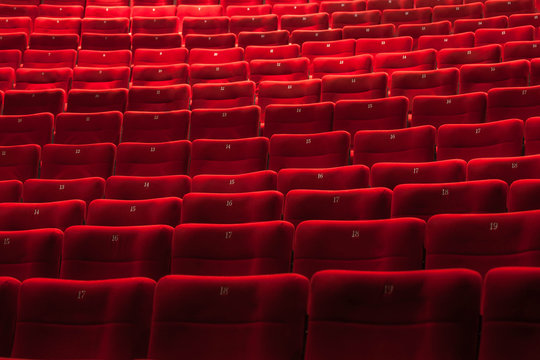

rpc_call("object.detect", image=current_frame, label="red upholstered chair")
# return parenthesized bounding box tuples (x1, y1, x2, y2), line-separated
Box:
(171, 221, 293, 275)
(437, 44, 502, 69)
(133, 48, 188, 65)
(54, 111, 122, 145)
(61, 225, 173, 281)
(301, 38, 355, 63)
(127, 85, 190, 112)
(190, 105, 260, 140)
(0, 277, 19, 356)
(459, 59, 530, 93)
(332, 10, 381, 29)
(418, 32, 475, 50)
(181, 191, 283, 224)
(277, 165, 369, 194)
(147, 274, 308, 359)
(382, 7, 432, 26)
(0, 200, 86, 231)
(72, 67, 130, 89)
(81, 17, 130, 33)
(249, 57, 310, 83)
(132, 33, 182, 50)
(343, 24, 395, 39)
(367, 0, 414, 10)
(181, 16, 229, 35)
(312, 54, 372, 78)
(293, 218, 425, 278)
(131, 64, 189, 86)
(80, 33, 131, 51)
(238, 30, 289, 47)
(188, 47, 244, 64)
(397, 21, 452, 49)
(475, 25, 535, 47)
(244, 44, 300, 61)
(467, 155, 540, 184)
(356, 36, 413, 56)
(87, 197, 182, 226)
(257, 79, 321, 114)
(321, 72, 388, 102)
(263, 101, 333, 138)
(77, 50, 131, 67)
(284, 188, 393, 226)
(11, 277, 155, 359)
(525, 116, 540, 155)
(23, 49, 77, 68)
(41, 143, 116, 179)
(290, 29, 342, 46)
(391, 179, 508, 220)
(0, 180, 22, 203)
(84, 5, 130, 16)
(305, 269, 481, 360)
(503, 40, 540, 61)
(432, 2, 484, 23)
(121, 110, 190, 143)
(226, 4, 271, 16)
(189, 61, 249, 85)
(0, 144, 40, 181)
(0, 113, 53, 147)
(454, 15, 508, 33)
(508, 179, 540, 211)
(191, 81, 255, 109)
(484, 0, 534, 17)
(370, 159, 467, 189)
(230, 14, 278, 34)
(105, 175, 191, 200)
(437, 119, 524, 161)
(14, 67, 72, 93)
(4, 89, 65, 115)
(191, 170, 277, 193)
(486, 85, 540, 122)
(0, 49, 22, 69)
(280, 12, 329, 33)
(67, 88, 128, 113)
(23, 177, 105, 205)
(131, 16, 179, 34)
(373, 48, 437, 76)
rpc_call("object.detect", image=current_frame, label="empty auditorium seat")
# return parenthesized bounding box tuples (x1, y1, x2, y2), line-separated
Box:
(486, 85, 540, 122)
(133, 48, 188, 65)
(237, 30, 289, 47)
(293, 218, 425, 278)
(390, 68, 460, 110)
(0, 277, 19, 356)
(191, 81, 255, 109)
(131, 16, 179, 34)
(353, 125, 436, 167)
(15, 67, 72, 92)
(356, 36, 413, 56)
(0, 112, 53, 146)
(84, 5, 130, 17)
(182, 16, 229, 35)
(397, 21, 452, 48)
(41, 143, 116, 179)
(391, 179, 508, 220)
(504, 40, 540, 61)
(0, 200, 85, 231)
(230, 14, 278, 34)
(11, 277, 155, 359)
(479, 267, 540, 360)
(121, 110, 190, 143)
(305, 269, 481, 360)
(81, 17, 130, 34)
(188, 47, 244, 64)
(373, 48, 437, 76)
(67, 88, 128, 113)
(432, 2, 484, 23)
(467, 154, 540, 184)
(269, 131, 350, 171)
(417, 32, 475, 50)
(0, 67, 14, 92)
(371, 159, 467, 189)
(272, 3, 318, 16)
(249, 57, 310, 83)
(127, 84, 190, 112)
(484, 0, 534, 17)
(320, 72, 388, 102)
(426, 212, 540, 277)
(189, 137, 269, 176)
(132, 33, 182, 50)
(72, 66, 130, 89)
(115, 141, 190, 177)
(280, 12, 329, 33)
(411, 92, 487, 128)
(172, 221, 293, 275)
(331, 10, 382, 29)
(189, 61, 249, 84)
(290, 29, 343, 46)
(226, 4, 271, 16)
(181, 191, 283, 223)
(77, 49, 131, 68)
(460, 60, 530, 94)
(29, 33, 79, 50)
(526, 116, 540, 155)
(475, 25, 535, 46)
(23, 177, 105, 205)
(343, 23, 395, 39)
(61, 225, 173, 281)
(177, 4, 223, 23)
(131, 64, 188, 86)
(0, 229, 61, 280)
(80, 33, 131, 51)
(437, 119, 524, 161)
(301, 38, 355, 63)
(244, 44, 300, 61)
(190, 105, 260, 140)
(438, 44, 502, 69)
(284, 188, 392, 226)
(382, 7, 432, 26)
(87, 197, 182, 226)
(4, 89, 65, 115)
(508, 178, 540, 211)
(263, 101, 333, 137)
(0, 16, 32, 35)
(257, 79, 321, 113)
(33, 17, 81, 35)
(184, 33, 237, 50)
(312, 54, 372, 78)
(367, 0, 414, 10)
(192, 170, 277, 193)
(0, 180, 21, 203)
(321, 0, 366, 15)
(0, 5, 37, 20)
(147, 274, 308, 359)
(0, 33, 28, 53)
(0, 144, 40, 181)
(0, 49, 21, 69)
(22, 48, 77, 68)
(105, 175, 191, 200)
(277, 165, 369, 194)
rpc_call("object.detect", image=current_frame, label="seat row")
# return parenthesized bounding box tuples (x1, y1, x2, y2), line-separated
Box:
(3, 210, 540, 280)
(0, 268, 536, 359)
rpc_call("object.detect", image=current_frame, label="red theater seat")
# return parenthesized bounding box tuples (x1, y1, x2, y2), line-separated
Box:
(121, 110, 190, 143)
(0, 16, 32, 35)
(293, 218, 425, 278)
(272, 3, 318, 16)
(0, 200, 85, 231)
(230, 14, 278, 34)
(331, 10, 382, 29)
(437, 119, 524, 161)
(84, 5, 131, 17)
(277, 165, 369, 194)
(0, 180, 21, 203)
(0, 113, 53, 146)
(77, 50, 131, 68)
(257, 79, 321, 113)
(4, 89, 65, 115)
(181, 191, 283, 223)
(0, 277, 19, 356)
(87, 197, 182, 226)
(263, 101, 333, 137)
(391, 179, 508, 220)
(0, 229, 61, 280)
(249, 57, 309, 83)
(22, 49, 77, 68)
(80, 33, 131, 51)
(353, 125, 436, 167)
(301, 38, 355, 63)
(0, 144, 40, 181)
(484, 0, 534, 17)
(0, 33, 28, 53)
(268, 131, 350, 171)
(356, 36, 413, 56)
(373, 48, 437, 76)
(61, 225, 173, 281)
(397, 21, 452, 48)
(503, 40, 540, 61)
(191, 170, 277, 193)
(188, 47, 244, 64)
(312, 54, 372, 78)
(0, 5, 37, 19)
(371, 159, 467, 189)
(189, 137, 269, 176)
(475, 25, 535, 46)
(131, 16, 179, 34)
(284, 188, 392, 226)
(105, 175, 191, 200)
(280, 13, 329, 33)
(525, 116, 540, 155)
(0, 49, 21, 69)
(305, 269, 481, 360)
(367, 0, 414, 10)
(321, 0, 366, 15)
(23, 177, 105, 205)
(181, 16, 229, 35)
(72, 67, 130, 89)
(177, 4, 223, 23)
(172, 221, 292, 275)
(0, 67, 14, 92)
(427, 213, 540, 278)
(437, 44, 502, 69)
(29, 33, 79, 50)
(190, 105, 260, 140)
(14, 67, 72, 92)
(244, 44, 300, 61)
(290, 29, 342, 46)
(411, 92, 487, 128)
(132, 33, 181, 51)
(67, 88, 127, 113)
(11, 277, 155, 359)
(418, 32, 475, 50)
(486, 85, 540, 122)
(343, 24, 395, 39)
(432, 2, 484, 23)
(115, 141, 190, 177)
(382, 7, 432, 26)
(127, 85, 190, 112)
(459, 60, 530, 93)
(321, 72, 388, 102)
(479, 267, 540, 360)
(41, 143, 116, 179)
(131, 64, 189, 86)
(467, 155, 540, 183)
(454, 15, 508, 34)
(238, 30, 290, 47)
(147, 274, 308, 360)
(189, 61, 249, 85)
(133, 48, 188, 65)
(33, 17, 81, 35)
(54, 111, 122, 145)
(191, 81, 255, 109)
(508, 178, 540, 211)
(81, 17, 130, 34)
